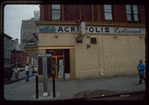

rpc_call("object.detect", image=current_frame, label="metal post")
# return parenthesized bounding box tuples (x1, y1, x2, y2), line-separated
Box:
(52, 74, 55, 97)
(43, 57, 48, 92)
(36, 76, 38, 99)
(64, 70, 65, 81)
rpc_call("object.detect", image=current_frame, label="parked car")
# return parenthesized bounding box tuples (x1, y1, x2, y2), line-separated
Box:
(18, 67, 25, 71)
(4, 66, 13, 81)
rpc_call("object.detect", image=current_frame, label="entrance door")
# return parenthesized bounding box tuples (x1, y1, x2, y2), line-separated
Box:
(57, 57, 64, 79)
(49, 56, 64, 79)
(52, 56, 57, 79)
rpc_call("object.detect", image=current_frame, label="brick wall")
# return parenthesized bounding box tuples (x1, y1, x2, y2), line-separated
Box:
(64, 5, 79, 21)
(40, 4, 145, 24)
(139, 5, 146, 25)
(81, 5, 92, 21)
(11, 52, 28, 65)
(113, 5, 127, 23)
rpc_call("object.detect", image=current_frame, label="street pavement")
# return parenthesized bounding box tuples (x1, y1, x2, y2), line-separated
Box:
(4, 73, 146, 100)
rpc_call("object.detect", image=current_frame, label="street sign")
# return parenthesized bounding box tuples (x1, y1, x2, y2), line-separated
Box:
(24, 49, 38, 52)
(77, 22, 86, 40)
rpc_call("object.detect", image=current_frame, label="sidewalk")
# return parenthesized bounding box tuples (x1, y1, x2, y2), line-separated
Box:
(4, 74, 146, 100)
(4, 71, 35, 84)
(34, 74, 145, 100)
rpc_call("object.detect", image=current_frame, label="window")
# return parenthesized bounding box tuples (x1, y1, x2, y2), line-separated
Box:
(104, 5, 113, 21)
(51, 4, 61, 20)
(126, 5, 139, 23)
(91, 38, 97, 44)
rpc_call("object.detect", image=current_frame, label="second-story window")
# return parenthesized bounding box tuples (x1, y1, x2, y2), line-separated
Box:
(104, 5, 113, 21)
(126, 5, 139, 23)
(51, 4, 61, 20)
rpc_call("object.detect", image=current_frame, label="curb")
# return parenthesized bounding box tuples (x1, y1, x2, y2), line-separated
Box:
(71, 91, 145, 100)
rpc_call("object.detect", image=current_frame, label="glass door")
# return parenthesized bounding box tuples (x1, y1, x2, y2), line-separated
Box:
(57, 57, 64, 79)
(50, 56, 64, 79)
(51, 56, 58, 79)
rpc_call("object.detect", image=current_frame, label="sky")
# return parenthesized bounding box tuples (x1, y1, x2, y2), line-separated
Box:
(4, 4, 40, 44)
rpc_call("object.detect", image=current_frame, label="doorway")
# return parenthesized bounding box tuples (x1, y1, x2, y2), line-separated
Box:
(50, 56, 64, 79)
(47, 49, 70, 80)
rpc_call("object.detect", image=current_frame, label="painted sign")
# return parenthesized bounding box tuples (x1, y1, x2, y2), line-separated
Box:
(24, 49, 37, 52)
(40, 26, 144, 34)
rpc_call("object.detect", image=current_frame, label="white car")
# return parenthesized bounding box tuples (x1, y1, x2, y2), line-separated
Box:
(17, 67, 25, 71)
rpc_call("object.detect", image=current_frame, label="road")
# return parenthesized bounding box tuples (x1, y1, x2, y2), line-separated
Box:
(4, 75, 37, 100)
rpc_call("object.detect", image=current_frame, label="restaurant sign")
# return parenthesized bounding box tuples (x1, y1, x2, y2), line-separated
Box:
(40, 26, 144, 34)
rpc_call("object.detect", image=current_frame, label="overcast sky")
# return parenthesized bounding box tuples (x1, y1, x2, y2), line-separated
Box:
(4, 4, 40, 44)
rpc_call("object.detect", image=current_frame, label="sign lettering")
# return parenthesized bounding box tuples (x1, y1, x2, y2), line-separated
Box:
(40, 26, 144, 34)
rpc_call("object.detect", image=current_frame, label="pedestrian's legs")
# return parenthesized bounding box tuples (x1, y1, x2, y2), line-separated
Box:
(26, 71, 29, 81)
(17, 73, 19, 80)
(27, 71, 29, 81)
(26, 71, 27, 81)
(15, 74, 17, 81)
(139, 74, 143, 84)
(142, 75, 146, 82)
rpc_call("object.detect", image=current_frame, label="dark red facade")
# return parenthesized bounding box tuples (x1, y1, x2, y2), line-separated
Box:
(64, 5, 79, 21)
(40, 4, 145, 25)
(11, 50, 28, 66)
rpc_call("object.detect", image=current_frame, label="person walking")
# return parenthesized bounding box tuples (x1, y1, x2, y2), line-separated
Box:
(136, 59, 146, 85)
(25, 64, 30, 82)
(14, 66, 19, 81)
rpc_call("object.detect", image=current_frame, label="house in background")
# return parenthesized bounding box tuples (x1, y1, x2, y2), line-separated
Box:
(4, 34, 12, 66)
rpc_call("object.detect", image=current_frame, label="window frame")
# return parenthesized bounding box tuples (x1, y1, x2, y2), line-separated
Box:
(104, 4, 114, 22)
(126, 5, 140, 23)
(51, 4, 62, 21)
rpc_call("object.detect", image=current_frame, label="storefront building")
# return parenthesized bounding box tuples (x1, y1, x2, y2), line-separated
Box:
(4, 34, 12, 66)
(35, 4, 146, 82)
